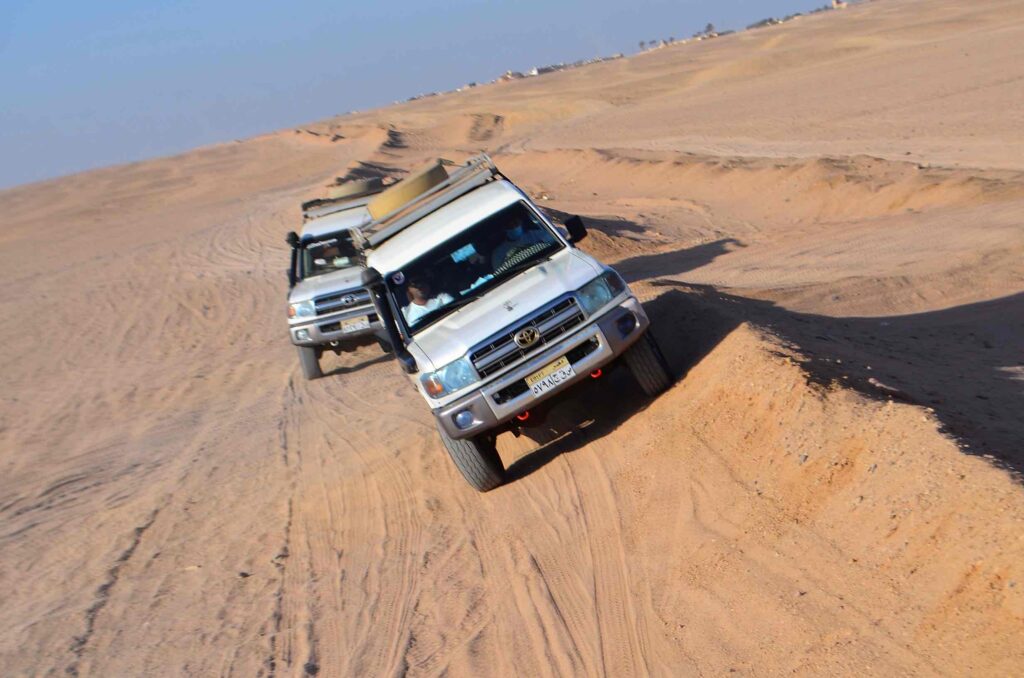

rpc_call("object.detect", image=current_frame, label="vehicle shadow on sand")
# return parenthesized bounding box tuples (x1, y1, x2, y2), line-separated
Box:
(504, 289, 739, 481)
(322, 351, 393, 377)
(503, 228, 742, 481)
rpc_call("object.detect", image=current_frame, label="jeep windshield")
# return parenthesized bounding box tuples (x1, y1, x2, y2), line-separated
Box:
(299, 232, 360, 280)
(389, 201, 563, 334)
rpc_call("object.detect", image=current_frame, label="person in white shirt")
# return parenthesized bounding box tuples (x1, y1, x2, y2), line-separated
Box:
(402, 277, 453, 326)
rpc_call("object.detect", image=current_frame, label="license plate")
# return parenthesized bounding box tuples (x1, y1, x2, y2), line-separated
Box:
(341, 316, 370, 333)
(525, 356, 576, 397)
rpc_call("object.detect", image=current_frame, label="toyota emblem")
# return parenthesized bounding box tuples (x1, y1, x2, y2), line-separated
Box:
(514, 327, 540, 349)
(341, 294, 357, 306)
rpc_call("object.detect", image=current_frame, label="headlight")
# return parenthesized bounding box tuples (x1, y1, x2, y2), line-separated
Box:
(576, 270, 626, 315)
(289, 300, 316, 318)
(421, 356, 478, 399)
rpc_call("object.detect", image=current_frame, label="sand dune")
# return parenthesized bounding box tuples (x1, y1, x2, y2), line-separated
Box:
(1, 0, 1022, 675)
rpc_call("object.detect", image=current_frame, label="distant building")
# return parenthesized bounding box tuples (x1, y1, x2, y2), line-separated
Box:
(528, 65, 560, 77)
(748, 17, 783, 30)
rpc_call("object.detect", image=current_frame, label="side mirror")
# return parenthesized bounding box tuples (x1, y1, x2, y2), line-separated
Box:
(564, 215, 587, 244)
(286, 232, 299, 288)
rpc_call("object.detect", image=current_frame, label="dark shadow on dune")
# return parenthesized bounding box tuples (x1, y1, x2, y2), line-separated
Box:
(614, 238, 742, 282)
(505, 276, 1024, 485)
(341, 161, 403, 182)
(544, 209, 742, 281)
(649, 281, 1024, 481)
(543, 207, 650, 237)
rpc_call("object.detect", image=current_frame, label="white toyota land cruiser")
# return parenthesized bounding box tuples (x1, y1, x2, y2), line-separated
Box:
(285, 179, 388, 380)
(355, 155, 672, 491)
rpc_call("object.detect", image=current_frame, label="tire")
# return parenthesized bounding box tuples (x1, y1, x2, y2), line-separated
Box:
(435, 423, 506, 492)
(624, 331, 672, 396)
(297, 345, 323, 380)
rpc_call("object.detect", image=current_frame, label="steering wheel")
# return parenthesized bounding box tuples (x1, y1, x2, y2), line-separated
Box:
(494, 243, 550, 275)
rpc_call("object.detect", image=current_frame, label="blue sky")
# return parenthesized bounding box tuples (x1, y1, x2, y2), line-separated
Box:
(0, 0, 824, 189)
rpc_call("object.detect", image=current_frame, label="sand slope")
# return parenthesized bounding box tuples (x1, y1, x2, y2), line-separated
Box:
(1, 0, 1022, 675)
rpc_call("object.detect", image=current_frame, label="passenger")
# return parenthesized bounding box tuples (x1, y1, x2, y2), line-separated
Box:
(490, 214, 548, 268)
(312, 242, 351, 273)
(324, 243, 354, 269)
(402, 276, 454, 325)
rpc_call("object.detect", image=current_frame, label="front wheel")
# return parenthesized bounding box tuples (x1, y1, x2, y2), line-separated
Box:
(297, 345, 323, 380)
(624, 331, 672, 396)
(436, 422, 506, 492)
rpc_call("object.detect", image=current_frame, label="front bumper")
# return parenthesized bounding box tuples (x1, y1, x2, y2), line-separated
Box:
(289, 305, 383, 346)
(433, 296, 649, 439)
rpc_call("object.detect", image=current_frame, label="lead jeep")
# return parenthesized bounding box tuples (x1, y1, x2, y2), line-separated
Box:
(285, 179, 388, 379)
(354, 155, 672, 490)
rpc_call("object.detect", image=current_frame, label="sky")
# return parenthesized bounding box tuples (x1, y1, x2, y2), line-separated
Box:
(0, 0, 826, 189)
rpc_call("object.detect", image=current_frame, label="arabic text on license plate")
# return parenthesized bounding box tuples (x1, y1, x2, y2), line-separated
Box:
(525, 356, 576, 397)
(341, 316, 370, 333)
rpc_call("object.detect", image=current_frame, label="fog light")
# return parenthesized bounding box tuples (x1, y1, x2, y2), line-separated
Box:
(453, 410, 475, 430)
(616, 312, 637, 337)
(295, 329, 310, 341)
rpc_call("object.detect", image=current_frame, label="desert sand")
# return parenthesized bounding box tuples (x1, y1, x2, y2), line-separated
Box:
(2, 0, 1023, 675)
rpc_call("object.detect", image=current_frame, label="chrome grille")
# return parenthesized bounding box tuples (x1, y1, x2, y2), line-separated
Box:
(471, 297, 585, 379)
(314, 289, 372, 316)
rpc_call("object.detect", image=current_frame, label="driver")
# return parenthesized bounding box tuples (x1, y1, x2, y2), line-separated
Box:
(322, 243, 351, 268)
(402, 276, 453, 325)
(312, 242, 351, 272)
(490, 214, 547, 268)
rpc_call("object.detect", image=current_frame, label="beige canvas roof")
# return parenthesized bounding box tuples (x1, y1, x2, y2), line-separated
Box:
(367, 160, 448, 220)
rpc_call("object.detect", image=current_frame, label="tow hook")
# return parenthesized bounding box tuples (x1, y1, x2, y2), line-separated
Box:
(590, 368, 603, 379)
(516, 410, 531, 422)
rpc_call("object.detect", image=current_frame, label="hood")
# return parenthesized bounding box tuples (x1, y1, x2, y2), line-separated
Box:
(288, 266, 365, 303)
(410, 248, 601, 369)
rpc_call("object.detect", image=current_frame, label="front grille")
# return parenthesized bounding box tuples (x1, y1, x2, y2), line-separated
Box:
(471, 297, 585, 379)
(314, 289, 372, 316)
(492, 337, 600, 405)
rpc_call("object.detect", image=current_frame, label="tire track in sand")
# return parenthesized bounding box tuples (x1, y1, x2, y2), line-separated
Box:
(272, 356, 427, 676)
(65, 508, 160, 677)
